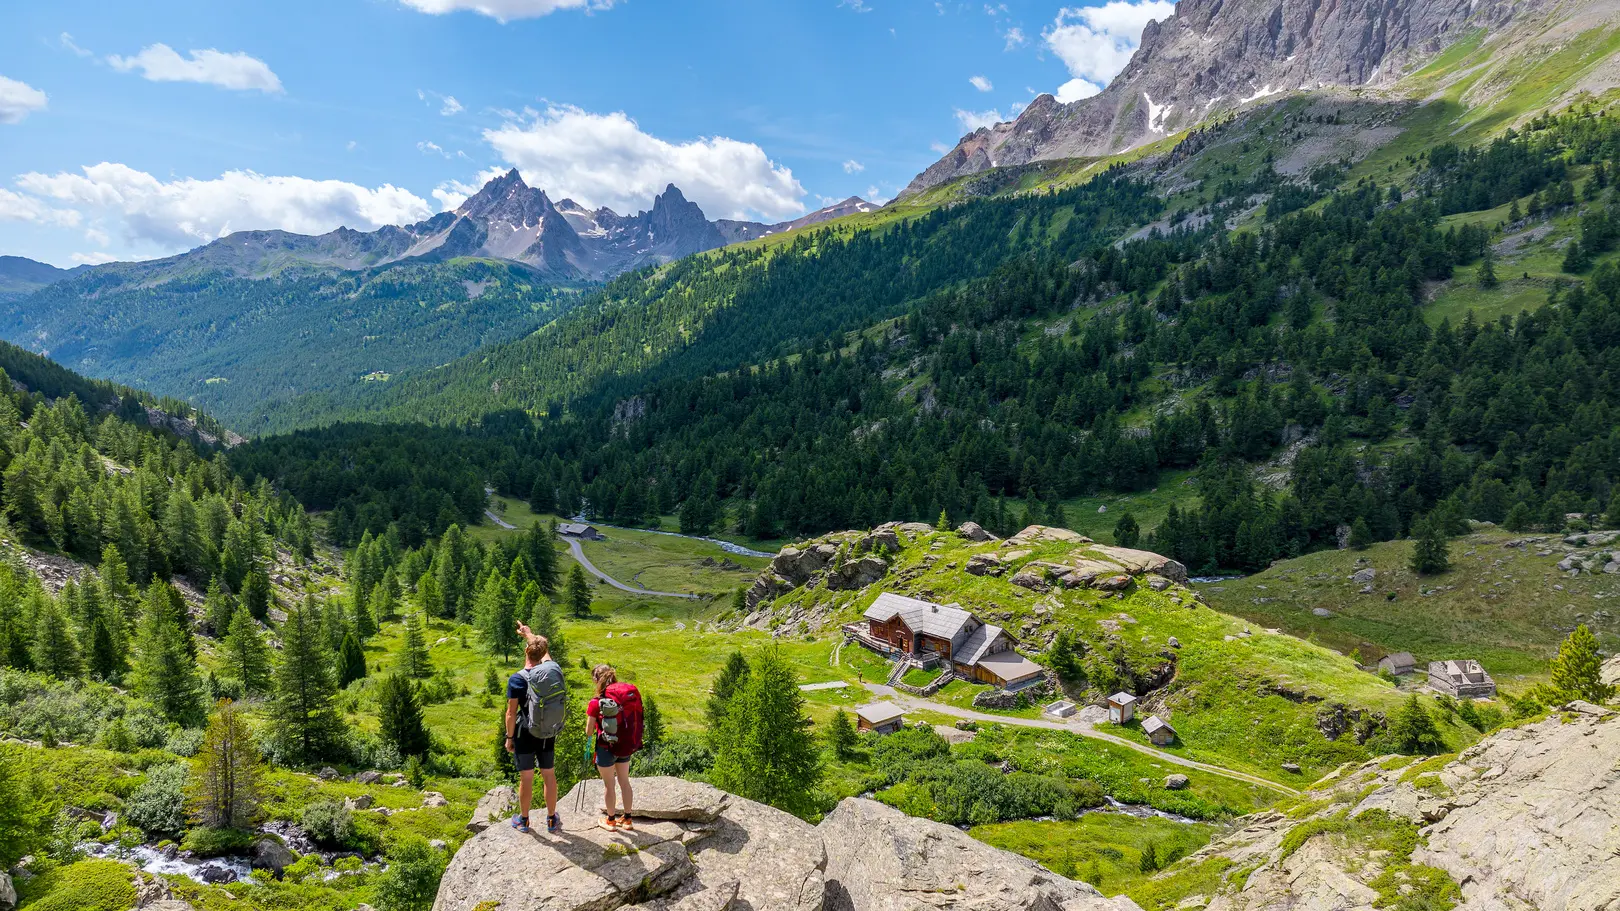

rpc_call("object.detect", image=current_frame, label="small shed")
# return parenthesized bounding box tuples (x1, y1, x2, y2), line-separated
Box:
(558, 523, 604, 541)
(1142, 715, 1176, 746)
(855, 702, 906, 735)
(1107, 692, 1137, 724)
(1378, 652, 1416, 676)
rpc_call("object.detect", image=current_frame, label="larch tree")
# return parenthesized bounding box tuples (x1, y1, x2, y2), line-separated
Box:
(706, 650, 751, 737)
(477, 570, 518, 659)
(709, 646, 821, 816)
(188, 699, 262, 831)
(131, 586, 206, 726)
(399, 611, 433, 680)
(1542, 624, 1614, 705)
(272, 596, 346, 765)
(376, 673, 430, 758)
(337, 630, 367, 688)
(222, 604, 272, 695)
(31, 595, 82, 679)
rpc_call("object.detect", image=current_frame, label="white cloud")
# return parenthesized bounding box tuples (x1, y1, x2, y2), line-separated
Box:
(930, 141, 951, 154)
(482, 104, 806, 221)
(0, 76, 49, 124)
(346, 140, 358, 151)
(1043, 1, 1173, 95)
(107, 44, 284, 93)
(1056, 77, 1103, 102)
(71, 251, 119, 265)
(0, 188, 79, 226)
(840, 0, 872, 11)
(417, 140, 449, 157)
(866, 185, 891, 205)
(13, 163, 432, 250)
(399, 0, 612, 23)
(970, 75, 993, 92)
(1003, 27, 1026, 50)
(440, 95, 464, 115)
(60, 33, 93, 57)
(842, 159, 865, 174)
(954, 107, 1005, 132)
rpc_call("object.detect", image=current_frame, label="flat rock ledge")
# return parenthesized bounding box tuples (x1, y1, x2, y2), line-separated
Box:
(436, 777, 1137, 911)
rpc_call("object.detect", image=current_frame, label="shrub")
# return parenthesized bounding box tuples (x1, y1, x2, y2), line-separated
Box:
(165, 728, 205, 757)
(124, 763, 188, 839)
(14, 859, 136, 911)
(100, 718, 135, 753)
(372, 835, 446, 911)
(300, 799, 354, 849)
(181, 826, 255, 856)
(633, 732, 714, 778)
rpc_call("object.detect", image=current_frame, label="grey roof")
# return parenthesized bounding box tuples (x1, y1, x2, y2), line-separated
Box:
(1108, 692, 1138, 706)
(1142, 715, 1173, 734)
(1380, 652, 1416, 668)
(956, 622, 1012, 666)
(975, 649, 1044, 684)
(558, 523, 596, 535)
(856, 702, 906, 726)
(1431, 659, 1491, 684)
(863, 592, 975, 641)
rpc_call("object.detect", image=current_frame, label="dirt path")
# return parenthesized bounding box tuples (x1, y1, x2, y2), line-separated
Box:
(863, 684, 1302, 797)
(484, 509, 516, 530)
(564, 537, 698, 600)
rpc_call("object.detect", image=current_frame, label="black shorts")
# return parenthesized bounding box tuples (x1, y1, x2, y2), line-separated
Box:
(515, 736, 555, 772)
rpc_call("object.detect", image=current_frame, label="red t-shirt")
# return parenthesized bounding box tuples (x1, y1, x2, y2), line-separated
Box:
(588, 692, 638, 758)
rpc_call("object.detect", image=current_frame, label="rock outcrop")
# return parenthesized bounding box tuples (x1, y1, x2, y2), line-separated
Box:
(901, 0, 1620, 198)
(1178, 703, 1620, 911)
(435, 779, 1139, 911)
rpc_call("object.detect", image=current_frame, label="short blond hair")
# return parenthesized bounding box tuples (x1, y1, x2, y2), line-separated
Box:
(592, 663, 617, 696)
(525, 635, 549, 663)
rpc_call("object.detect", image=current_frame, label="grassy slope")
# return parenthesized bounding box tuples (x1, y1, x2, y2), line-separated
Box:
(1201, 527, 1618, 682)
(762, 526, 1476, 783)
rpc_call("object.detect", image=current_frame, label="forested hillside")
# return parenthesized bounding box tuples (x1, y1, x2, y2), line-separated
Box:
(234, 103, 1620, 599)
(2, 258, 579, 431)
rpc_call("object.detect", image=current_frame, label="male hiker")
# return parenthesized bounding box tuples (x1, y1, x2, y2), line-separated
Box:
(506, 621, 567, 834)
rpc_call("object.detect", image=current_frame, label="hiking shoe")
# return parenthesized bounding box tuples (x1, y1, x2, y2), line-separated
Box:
(614, 814, 634, 831)
(511, 815, 531, 834)
(547, 814, 562, 835)
(599, 814, 619, 831)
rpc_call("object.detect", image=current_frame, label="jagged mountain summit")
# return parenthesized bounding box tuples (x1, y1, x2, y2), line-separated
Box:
(715, 195, 879, 243)
(903, 0, 1620, 198)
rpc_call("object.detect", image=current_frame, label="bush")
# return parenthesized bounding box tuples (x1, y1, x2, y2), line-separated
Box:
(165, 728, 205, 757)
(300, 799, 354, 849)
(372, 835, 447, 911)
(124, 763, 188, 839)
(14, 859, 136, 911)
(633, 732, 714, 778)
(181, 826, 255, 856)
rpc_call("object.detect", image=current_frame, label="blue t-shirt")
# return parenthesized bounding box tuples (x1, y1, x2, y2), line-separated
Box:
(507, 670, 542, 750)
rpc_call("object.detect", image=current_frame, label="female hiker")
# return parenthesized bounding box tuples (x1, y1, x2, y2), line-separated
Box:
(586, 663, 644, 830)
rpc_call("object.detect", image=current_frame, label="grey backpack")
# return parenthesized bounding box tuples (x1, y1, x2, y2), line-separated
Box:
(597, 696, 621, 743)
(518, 660, 567, 739)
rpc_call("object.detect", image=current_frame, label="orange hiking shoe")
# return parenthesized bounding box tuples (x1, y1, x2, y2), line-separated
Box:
(599, 814, 619, 831)
(614, 813, 634, 831)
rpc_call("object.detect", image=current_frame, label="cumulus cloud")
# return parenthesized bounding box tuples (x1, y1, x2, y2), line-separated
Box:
(1043, 1, 1171, 98)
(1003, 27, 1026, 50)
(0, 76, 49, 124)
(432, 166, 509, 211)
(954, 107, 1005, 132)
(108, 44, 284, 93)
(0, 188, 79, 226)
(13, 163, 432, 250)
(419, 89, 464, 115)
(969, 75, 993, 92)
(399, 0, 612, 22)
(842, 160, 865, 174)
(482, 104, 806, 221)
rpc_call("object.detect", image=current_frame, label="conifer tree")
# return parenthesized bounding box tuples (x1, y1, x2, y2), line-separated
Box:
(188, 699, 262, 831)
(337, 630, 367, 688)
(706, 650, 752, 740)
(1113, 511, 1140, 548)
(203, 577, 235, 638)
(376, 673, 430, 758)
(1541, 624, 1614, 705)
(351, 587, 377, 641)
(1386, 695, 1444, 755)
(272, 596, 346, 765)
(132, 588, 206, 726)
(0, 582, 32, 672)
(1409, 515, 1451, 575)
(710, 646, 821, 816)
(1478, 247, 1498, 289)
(222, 604, 272, 694)
(825, 709, 857, 760)
(1348, 518, 1374, 550)
(99, 545, 136, 627)
(477, 570, 519, 659)
(241, 569, 271, 623)
(565, 564, 592, 620)
(528, 592, 565, 667)
(31, 595, 82, 679)
(399, 611, 433, 680)
(0, 745, 46, 868)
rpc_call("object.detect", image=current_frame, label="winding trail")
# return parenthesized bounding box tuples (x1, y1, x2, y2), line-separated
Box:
(564, 536, 698, 600)
(484, 509, 516, 530)
(863, 683, 1302, 797)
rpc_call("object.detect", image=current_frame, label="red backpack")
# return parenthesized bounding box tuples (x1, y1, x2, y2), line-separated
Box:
(603, 682, 644, 753)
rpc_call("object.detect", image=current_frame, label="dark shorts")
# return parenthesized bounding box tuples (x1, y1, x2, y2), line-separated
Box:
(515, 737, 556, 772)
(594, 743, 632, 768)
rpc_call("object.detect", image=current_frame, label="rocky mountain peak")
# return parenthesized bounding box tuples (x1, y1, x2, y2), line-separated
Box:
(455, 168, 557, 226)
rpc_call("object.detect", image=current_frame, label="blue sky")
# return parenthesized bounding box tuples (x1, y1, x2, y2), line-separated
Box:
(0, 0, 1171, 267)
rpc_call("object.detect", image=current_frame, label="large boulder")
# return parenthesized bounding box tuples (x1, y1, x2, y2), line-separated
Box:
(433, 778, 824, 911)
(0, 872, 14, 911)
(250, 835, 298, 872)
(819, 798, 1138, 910)
(955, 521, 995, 542)
(466, 784, 516, 833)
(1086, 546, 1188, 583)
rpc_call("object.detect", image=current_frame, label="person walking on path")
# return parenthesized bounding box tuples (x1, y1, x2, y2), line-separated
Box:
(506, 623, 567, 834)
(586, 663, 644, 830)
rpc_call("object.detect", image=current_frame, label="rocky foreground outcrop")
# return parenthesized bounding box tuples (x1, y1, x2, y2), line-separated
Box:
(1182, 702, 1620, 911)
(436, 776, 1136, 911)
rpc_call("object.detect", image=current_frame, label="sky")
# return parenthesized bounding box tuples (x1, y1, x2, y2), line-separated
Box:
(0, 0, 1175, 267)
